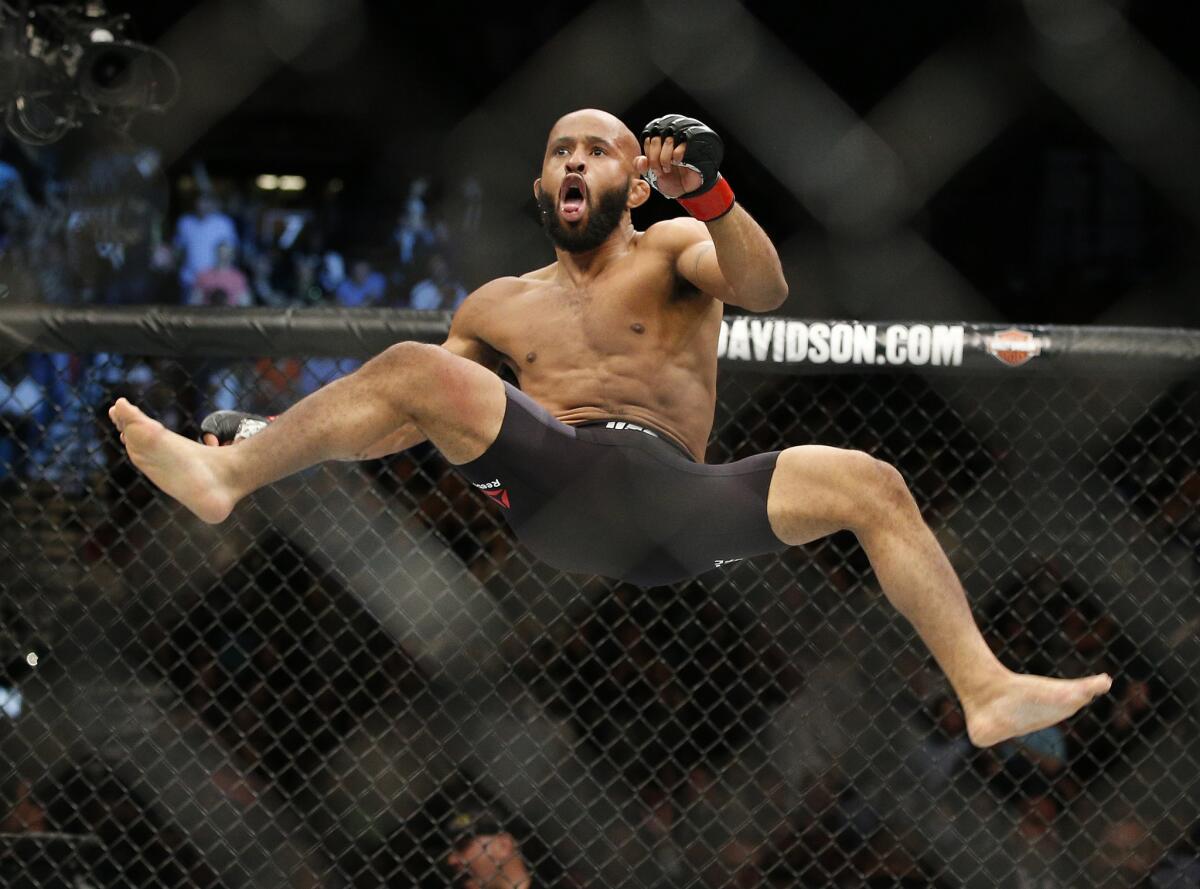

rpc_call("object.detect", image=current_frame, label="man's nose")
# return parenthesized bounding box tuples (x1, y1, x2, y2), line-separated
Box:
(566, 152, 586, 172)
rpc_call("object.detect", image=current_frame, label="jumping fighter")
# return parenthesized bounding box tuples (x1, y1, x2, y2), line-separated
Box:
(109, 110, 1111, 747)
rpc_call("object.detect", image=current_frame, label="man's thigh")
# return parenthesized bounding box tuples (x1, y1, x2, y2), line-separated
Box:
(394, 342, 507, 465)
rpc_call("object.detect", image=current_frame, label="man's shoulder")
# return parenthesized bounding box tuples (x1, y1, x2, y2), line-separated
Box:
(518, 262, 557, 282)
(451, 275, 540, 333)
(467, 274, 538, 303)
(640, 216, 709, 251)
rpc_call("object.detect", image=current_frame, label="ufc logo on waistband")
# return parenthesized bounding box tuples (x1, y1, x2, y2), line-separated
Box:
(605, 421, 659, 438)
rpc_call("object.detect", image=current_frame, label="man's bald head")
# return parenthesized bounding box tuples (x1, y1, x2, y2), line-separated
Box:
(546, 108, 641, 162)
(535, 107, 651, 254)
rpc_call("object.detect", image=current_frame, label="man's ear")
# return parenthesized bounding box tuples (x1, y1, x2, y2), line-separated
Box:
(533, 177, 542, 202)
(628, 175, 651, 209)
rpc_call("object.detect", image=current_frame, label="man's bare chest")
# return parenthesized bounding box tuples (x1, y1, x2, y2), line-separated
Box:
(484, 276, 681, 367)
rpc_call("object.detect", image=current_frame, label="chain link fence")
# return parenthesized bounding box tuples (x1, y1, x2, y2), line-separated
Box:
(1, 308, 1198, 888)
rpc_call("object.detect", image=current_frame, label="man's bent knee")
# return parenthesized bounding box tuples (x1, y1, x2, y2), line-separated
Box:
(769, 446, 869, 543)
(361, 341, 465, 418)
(368, 340, 441, 377)
(367, 341, 505, 464)
(854, 454, 918, 531)
(768, 446, 915, 543)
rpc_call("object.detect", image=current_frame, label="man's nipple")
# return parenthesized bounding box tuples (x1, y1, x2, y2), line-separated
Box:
(526, 351, 537, 363)
(630, 323, 645, 334)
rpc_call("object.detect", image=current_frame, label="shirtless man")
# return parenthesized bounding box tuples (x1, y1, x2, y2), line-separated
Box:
(444, 809, 531, 889)
(109, 109, 1111, 747)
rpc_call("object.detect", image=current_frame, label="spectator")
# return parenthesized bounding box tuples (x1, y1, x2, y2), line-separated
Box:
(0, 160, 36, 245)
(1, 776, 47, 833)
(997, 724, 1067, 788)
(62, 141, 165, 306)
(190, 241, 252, 307)
(335, 258, 387, 307)
(0, 357, 45, 481)
(173, 193, 238, 295)
(250, 249, 291, 307)
(317, 249, 346, 295)
(1088, 815, 1162, 889)
(405, 176, 430, 227)
(292, 227, 344, 301)
(444, 807, 533, 889)
(393, 199, 436, 277)
(409, 253, 467, 311)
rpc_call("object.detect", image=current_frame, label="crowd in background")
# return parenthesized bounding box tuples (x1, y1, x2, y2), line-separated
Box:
(0, 145, 486, 494)
(0, 144, 479, 312)
(170, 181, 473, 313)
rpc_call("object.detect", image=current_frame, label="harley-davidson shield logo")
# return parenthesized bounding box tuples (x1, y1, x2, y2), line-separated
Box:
(986, 328, 1043, 367)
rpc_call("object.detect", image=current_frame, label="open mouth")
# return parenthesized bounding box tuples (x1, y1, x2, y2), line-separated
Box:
(558, 174, 587, 221)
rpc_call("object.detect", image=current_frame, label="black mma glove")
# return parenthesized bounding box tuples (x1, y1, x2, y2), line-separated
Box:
(641, 114, 735, 221)
(199, 410, 273, 445)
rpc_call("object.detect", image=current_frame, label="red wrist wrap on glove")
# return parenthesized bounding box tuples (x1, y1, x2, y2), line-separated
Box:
(678, 175, 735, 222)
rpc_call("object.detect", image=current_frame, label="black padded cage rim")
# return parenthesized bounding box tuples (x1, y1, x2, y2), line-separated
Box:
(0, 306, 1196, 375)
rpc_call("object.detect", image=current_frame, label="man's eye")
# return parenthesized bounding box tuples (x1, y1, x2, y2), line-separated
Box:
(555, 148, 568, 156)
(592, 147, 605, 156)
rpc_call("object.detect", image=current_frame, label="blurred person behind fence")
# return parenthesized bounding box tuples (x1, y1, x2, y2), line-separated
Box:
(444, 808, 533, 889)
(335, 257, 387, 307)
(394, 194, 435, 264)
(1, 775, 47, 833)
(409, 253, 468, 311)
(1089, 814, 1162, 889)
(190, 241, 252, 307)
(173, 192, 239, 297)
(112, 108, 1111, 750)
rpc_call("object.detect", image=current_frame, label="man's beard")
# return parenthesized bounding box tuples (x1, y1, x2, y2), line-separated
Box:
(537, 178, 630, 253)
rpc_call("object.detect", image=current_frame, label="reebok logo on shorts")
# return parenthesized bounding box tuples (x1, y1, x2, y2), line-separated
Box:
(473, 479, 510, 509)
(713, 558, 743, 568)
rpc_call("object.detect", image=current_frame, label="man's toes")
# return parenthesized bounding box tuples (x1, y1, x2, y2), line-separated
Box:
(112, 399, 150, 429)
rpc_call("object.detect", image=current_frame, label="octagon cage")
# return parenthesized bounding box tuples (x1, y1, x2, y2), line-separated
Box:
(0, 305, 1198, 889)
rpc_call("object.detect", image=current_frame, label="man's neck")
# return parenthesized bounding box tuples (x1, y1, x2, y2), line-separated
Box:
(552, 220, 637, 286)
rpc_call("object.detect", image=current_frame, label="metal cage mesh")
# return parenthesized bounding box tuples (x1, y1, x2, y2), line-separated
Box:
(1, 339, 1198, 888)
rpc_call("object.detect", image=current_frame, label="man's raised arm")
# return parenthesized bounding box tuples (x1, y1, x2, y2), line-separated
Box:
(635, 114, 787, 312)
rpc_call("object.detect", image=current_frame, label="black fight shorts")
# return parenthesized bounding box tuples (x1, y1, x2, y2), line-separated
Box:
(457, 383, 788, 587)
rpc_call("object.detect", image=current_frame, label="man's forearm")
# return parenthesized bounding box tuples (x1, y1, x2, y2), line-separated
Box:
(706, 204, 788, 311)
(339, 422, 428, 461)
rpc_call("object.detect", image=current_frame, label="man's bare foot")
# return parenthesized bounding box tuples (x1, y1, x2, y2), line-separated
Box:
(962, 670, 1112, 748)
(109, 398, 238, 524)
